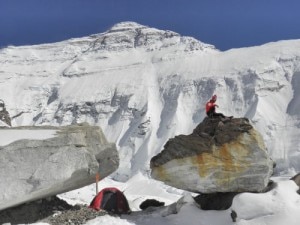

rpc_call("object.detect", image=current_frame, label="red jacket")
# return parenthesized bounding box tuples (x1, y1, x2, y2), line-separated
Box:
(206, 101, 216, 113)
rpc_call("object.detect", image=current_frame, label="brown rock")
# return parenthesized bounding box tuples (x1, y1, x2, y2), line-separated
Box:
(150, 117, 273, 193)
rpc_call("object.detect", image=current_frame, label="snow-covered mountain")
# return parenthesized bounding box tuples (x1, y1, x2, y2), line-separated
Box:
(1, 21, 300, 180)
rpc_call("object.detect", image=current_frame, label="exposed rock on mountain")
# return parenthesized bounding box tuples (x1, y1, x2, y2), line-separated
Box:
(0, 123, 119, 211)
(291, 173, 300, 194)
(0, 100, 11, 126)
(150, 117, 274, 193)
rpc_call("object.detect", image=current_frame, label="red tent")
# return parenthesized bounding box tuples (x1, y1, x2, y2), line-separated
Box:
(89, 187, 130, 214)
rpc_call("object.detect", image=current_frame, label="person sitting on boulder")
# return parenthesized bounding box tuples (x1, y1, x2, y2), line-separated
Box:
(205, 95, 232, 119)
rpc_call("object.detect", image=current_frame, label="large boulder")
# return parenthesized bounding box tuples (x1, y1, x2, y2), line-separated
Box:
(150, 117, 273, 193)
(0, 123, 119, 210)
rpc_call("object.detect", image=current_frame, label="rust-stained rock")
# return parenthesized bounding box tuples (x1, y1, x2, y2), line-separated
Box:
(150, 117, 273, 193)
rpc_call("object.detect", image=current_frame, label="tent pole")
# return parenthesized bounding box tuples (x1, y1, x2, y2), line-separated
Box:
(95, 173, 100, 195)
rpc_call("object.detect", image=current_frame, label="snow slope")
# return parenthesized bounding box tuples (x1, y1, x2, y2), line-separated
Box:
(1, 21, 300, 225)
(53, 175, 300, 225)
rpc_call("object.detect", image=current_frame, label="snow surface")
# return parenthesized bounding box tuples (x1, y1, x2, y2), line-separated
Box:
(29, 175, 300, 225)
(0, 129, 57, 146)
(1, 22, 300, 224)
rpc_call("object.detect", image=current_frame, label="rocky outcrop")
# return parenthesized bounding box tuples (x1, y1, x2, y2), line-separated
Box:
(139, 199, 165, 210)
(0, 123, 119, 211)
(0, 100, 11, 127)
(150, 117, 273, 193)
(0, 109, 11, 127)
(291, 173, 300, 194)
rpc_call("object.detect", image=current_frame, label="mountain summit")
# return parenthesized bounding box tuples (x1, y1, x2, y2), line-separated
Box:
(88, 21, 216, 52)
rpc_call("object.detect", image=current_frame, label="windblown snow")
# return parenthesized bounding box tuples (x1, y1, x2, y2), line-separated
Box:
(1, 21, 300, 225)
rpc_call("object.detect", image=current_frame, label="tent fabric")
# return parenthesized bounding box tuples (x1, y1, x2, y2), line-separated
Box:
(89, 187, 130, 214)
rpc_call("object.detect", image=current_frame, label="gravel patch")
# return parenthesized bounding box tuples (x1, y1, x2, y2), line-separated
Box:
(0, 196, 108, 225)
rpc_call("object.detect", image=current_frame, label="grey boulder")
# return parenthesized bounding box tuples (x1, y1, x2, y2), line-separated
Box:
(0, 123, 119, 210)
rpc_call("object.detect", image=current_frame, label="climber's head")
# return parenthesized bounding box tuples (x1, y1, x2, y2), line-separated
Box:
(211, 95, 217, 102)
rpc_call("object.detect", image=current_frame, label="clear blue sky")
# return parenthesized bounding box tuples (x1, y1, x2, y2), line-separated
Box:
(1, 0, 300, 50)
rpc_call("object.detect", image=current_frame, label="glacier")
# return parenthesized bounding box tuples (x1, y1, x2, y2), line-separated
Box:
(1, 21, 300, 181)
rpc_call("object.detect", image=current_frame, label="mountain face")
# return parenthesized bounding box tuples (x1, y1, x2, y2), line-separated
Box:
(1, 22, 300, 180)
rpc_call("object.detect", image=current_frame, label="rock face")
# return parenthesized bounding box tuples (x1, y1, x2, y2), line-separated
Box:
(0, 100, 11, 127)
(0, 123, 119, 211)
(150, 117, 273, 193)
(291, 173, 300, 194)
